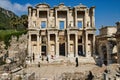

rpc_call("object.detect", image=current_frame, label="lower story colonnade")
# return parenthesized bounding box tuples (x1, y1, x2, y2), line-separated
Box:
(28, 30, 95, 62)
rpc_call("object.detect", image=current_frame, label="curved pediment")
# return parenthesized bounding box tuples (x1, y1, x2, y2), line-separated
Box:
(35, 3, 50, 8)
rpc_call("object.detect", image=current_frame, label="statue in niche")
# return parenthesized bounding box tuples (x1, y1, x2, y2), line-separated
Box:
(69, 21, 73, 28)
(50, 18, 54, 28)
(87, 21, 90, 27)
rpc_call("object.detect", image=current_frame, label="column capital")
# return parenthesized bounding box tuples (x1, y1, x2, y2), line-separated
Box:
(75, 33, 78, 36)
(37, 34, 39, 36)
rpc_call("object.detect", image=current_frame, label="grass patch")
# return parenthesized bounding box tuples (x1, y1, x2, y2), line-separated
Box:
(0, 30, 27, 49)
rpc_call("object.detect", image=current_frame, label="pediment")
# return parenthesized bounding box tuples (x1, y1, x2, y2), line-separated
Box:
(35, 3, 50, 8)
(55, 3, 69, 9)
(74, 3, 87, 8)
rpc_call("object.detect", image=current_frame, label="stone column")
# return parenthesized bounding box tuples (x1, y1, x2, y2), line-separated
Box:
(84, 10, 87, 28)
(91, 7, 95, 27)
(28, 33, 31, 57)
(107, 42, 112, 65)
(75, 34, 78, 57)
(36, 34, 40, 61)
(56, 33, 59, 57)
(55, 10, 57, 28)
(48, 34, 50, 56)
(37, 34, 39, 54)
(39, 35, 41, 57)
(65, 38, 67, 57)
(93, 34, 95, 56)
(67, 34, 70, 57)
(82, 35, 85, 55)
(67, 10, 69, 28)
(47, 10, 49, 28)
(75, 10, 77, 27)
(85, 33, 88, 57)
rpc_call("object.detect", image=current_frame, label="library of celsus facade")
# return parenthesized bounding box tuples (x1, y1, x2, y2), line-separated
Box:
(28, 3, 96, 61)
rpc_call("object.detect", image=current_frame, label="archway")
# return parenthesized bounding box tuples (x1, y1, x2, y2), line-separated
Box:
(101, 45, 107, 65)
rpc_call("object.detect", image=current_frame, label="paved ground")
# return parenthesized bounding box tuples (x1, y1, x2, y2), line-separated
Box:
(24, 63, 101, 80)
(0, 56, 106, 80)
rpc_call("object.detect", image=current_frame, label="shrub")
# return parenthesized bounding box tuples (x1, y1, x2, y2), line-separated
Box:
(0, 30, 27, 49)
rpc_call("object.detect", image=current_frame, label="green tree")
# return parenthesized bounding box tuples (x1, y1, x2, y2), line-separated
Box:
(20, 15, 28, 29)
(10, 17, 20, 30)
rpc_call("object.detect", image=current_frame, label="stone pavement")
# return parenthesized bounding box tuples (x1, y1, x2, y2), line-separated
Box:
(25, 63, 99, 80)
(24, 56, 97, 80)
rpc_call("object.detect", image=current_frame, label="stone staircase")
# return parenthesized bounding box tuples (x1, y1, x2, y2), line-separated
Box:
(27, 56, 96, 67)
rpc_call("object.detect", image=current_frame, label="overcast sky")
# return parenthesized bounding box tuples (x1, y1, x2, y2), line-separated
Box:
(0, 0, 120, 34)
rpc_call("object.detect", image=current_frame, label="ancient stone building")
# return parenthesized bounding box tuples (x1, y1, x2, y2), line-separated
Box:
(28, 3, 96, 62)
(96, 26, 117, 65)
(115, 22, 120, 64)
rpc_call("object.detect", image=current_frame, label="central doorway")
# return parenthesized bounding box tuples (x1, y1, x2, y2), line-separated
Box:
(41, 46, 46, 56)
(78, 45, 84, 56)
(59, 43, 65, 56)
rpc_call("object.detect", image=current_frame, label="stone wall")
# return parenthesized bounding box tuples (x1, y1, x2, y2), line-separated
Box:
(7, 34, 28, 63)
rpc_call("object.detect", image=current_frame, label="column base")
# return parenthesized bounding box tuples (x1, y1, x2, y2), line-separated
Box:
(85, 52, 91, 57)
(55, 54, 59, 58)
(68, 53, 74, 57)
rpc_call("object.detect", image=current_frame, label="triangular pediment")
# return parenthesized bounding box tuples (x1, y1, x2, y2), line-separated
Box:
(55, 3, 70, 9)
(74, 3, 87, 8)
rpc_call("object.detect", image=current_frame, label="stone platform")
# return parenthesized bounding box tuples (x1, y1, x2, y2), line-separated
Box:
(27, 56, 96, 66)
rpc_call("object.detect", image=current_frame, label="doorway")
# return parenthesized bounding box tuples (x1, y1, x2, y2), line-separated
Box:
(102, 46, 107, 65)
(78, 45, 84, 56)
(41, 46, 46, 56)
(59, 43, 65, 56)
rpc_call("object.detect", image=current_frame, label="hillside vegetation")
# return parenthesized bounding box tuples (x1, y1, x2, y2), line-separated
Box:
(0, 7, 28, 30)
(0, 7, 17, 29)
(0, 7, 28, 49)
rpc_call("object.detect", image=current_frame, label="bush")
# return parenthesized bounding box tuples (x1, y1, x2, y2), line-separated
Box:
(0, 30, 27, 49)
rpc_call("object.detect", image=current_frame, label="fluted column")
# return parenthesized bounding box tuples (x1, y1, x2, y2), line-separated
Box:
(75, 34, 78, 57)
(56, 33, 59, 57)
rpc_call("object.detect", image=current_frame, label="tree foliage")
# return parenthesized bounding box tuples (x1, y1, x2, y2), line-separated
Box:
(10, 17, 20, 29)
(10, 15, 28, 30)
(20, 15, 28, 28)
(0, 30, 27, 49)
